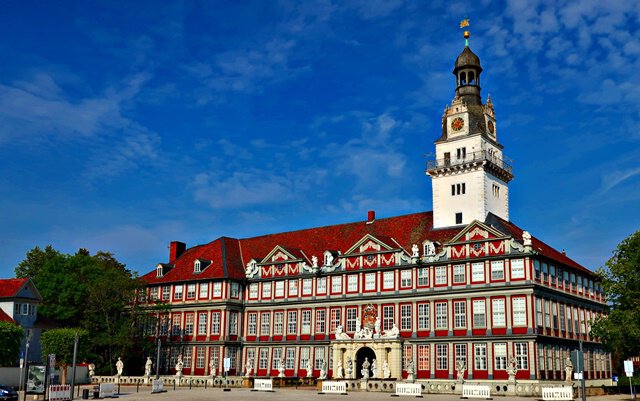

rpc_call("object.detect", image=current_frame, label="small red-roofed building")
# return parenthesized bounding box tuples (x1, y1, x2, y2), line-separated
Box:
(138, 38, 610, 389)
(0, 277, 43, 362)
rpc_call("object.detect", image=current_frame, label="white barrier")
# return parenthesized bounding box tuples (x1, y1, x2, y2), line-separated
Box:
(541, 387, 573, 401)
(462, 384, 492, 399)
(48, 384, 71, 401)
(393, 383, 422, 397)
(320, 381, 348, 394)
(253, 378, 274, 392)
(99, 383, 116, 398)
(151, 379, 165, 393)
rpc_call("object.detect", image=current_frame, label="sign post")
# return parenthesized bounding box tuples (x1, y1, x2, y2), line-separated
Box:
(624, 360, 635, 401)
(223, 358, 231, 392)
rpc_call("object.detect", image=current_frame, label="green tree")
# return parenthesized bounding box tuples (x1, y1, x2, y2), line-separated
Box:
(14, 245, 61, 279)
(0, 321, 23, 366)
(40, 328, 89, 383)
(591, 230, 640, 369)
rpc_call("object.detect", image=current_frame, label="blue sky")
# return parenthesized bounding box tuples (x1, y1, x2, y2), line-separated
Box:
(1, 0, 639, 278)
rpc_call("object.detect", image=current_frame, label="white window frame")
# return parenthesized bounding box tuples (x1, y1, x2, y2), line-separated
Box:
(491, 260, 505, 281)
(453, 264, 466, 284)
(401, 270, 412, 288)
(474, 343, 487, 370)
(211, 312, 221, 334)
(365, 273, 376, 291)
(510, 259, 525, 279)
(435, 266, 447, 285)
(435, 302, 448, 329)
(418, 303, 430, 330)
(471, 262, 485, 282)
(383, 271, 395, 290)
(512, 297, 527, 326)
(492, 298, 506, 327)
(454, 300, 466, 329)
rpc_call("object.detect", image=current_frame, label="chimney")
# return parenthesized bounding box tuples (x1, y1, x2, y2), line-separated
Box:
(367, 210, 376, 224)
(169, 241, 186, 262)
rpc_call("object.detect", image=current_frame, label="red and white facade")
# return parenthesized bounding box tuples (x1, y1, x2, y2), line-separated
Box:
(140, 40, 610, 384)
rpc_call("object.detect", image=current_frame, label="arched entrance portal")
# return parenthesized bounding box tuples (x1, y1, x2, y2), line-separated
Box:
(355, 346, 376, 379)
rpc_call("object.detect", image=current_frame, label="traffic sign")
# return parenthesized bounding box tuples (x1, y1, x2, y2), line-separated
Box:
(624, 360, 634, 377)
(223, 358, 231, 372)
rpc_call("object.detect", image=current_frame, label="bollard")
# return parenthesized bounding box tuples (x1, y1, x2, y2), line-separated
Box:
(205, 380, 207, 390)
(189, 379, 192, 390)
(173, 379, 176, 391)
(117, 383, 120, 395)
(136, 382, 139, 392)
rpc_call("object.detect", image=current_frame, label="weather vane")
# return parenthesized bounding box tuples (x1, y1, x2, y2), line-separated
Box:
(459, 18, 470, 46)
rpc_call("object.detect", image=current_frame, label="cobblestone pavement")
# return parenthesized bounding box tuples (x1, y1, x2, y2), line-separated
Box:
(51, 385, 633, 401)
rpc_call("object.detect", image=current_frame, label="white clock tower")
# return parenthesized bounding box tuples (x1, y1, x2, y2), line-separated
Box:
(426, 33, 514, 229)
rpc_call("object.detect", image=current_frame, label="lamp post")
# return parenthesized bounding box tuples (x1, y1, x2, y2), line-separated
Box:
(70, 332, 79, 400)
(22, 330, 31, 401)
(155, 337, 161, 380)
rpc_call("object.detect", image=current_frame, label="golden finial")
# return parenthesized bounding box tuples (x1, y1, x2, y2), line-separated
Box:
(460, 19, 470, 46)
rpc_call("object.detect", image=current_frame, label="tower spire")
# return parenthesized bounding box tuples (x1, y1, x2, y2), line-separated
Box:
(459, 18, 470, 47)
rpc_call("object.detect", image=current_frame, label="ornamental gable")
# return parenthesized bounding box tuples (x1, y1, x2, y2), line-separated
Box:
(342, 234, 401, 270)
(256, 245, 308, 278)
(450, 220, 505, 243)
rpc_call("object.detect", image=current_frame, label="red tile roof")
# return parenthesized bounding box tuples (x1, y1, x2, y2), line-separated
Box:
(0, 278, 29, 298)
(141, 211, 592, 284)
(0, 308, 15, 323)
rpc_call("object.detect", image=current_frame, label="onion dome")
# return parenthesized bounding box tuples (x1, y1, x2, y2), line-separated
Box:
(454, 46, 483, 74)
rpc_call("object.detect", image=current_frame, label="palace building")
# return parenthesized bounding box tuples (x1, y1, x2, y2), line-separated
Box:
(140, 36, 610, 386)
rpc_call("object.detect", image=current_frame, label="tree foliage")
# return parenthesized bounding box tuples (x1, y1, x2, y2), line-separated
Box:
(41, 328, 89, 383)
(14, 245, 61, 279)
(591, 230, 640, 365)
(0, 321, 23, 366)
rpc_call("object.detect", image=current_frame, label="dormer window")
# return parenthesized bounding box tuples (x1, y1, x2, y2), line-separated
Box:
(156, 266, 163, 278)
(194, 260, 201, 273)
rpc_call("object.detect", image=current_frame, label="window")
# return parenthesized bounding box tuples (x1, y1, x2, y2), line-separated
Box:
(347, 275, 358, 292)
(247, 313, 257, 335)
(418, 303, 430, 330)
(418, 345, 430, 371)
(230, 282, 240, 298)
(515, 343, 529, 369)
(185, 313, 194, 335)
(162, 286, 171, 301)
(259, 348, 268, 370)
(435, 302, 448, 329)
(330, 308, 341, 332)
(301, 310, 312, 335)
(315, 309, 326, 333)
(473, 300, 486, 328)
(512, 297, 527, 326)
(491, 260, 504, 280)
(365, 273, 376, 291)
(172, 314, 181, 335)
(492, 298, 506, 327)
(559, 304, 566, 331)
(494, 343, 507, 370)
(456, 147, 466, 159)
(300, 347, 310, 370)
(474, 343, 487, 370)
(211, 312, 221, 334)
(455, 212, 463, 225)
(159, 316, 168, 335)
(302, 279, 312, 295)
(451, 183, 466, 195)
(418, 268, 429, 286)
(273, 311, 284, 335)
(315, 347, 325, 369)
(262, 282, 272, 298)
(288, 280, 298, 297)
(544, 300, 551, 328)
(227, 347, 237, 369)
(186, 284, 196, 299)
(317, 277, 326, 294)
(511, 259, 525, 279)
(198, 313, 207, 335)
(435, 266, 447, 285)
(286, 348, 295, 370)
(401, 270, 412, 288)
(401, 304, 412, 330)
(437, 344, 448, 370)
(383, 305, 395, 331)
(535, 298, 543, 328)
(331, 276, 342, 293)
(275, 281, 284, 297)
(249, 283, 258, 299)
(196, 347, 205, 368)
(472, 262, 485, 282)
(150, 287, 158, 301)
(228, 312, 238, 335)
(174, 285, 183, 300)
(199, 283, 208, 298)
(454, 301, 466, 329)
(404, 345, 413, 370)
(341, 306, 359, 333)
(260, 312, 270, 336)
(287, 311, 297, 335)
(183, 347, 192, 368)
(272, 348, 283, 370)
(453, 264, 466, 284)
(383, 271, 394, 290)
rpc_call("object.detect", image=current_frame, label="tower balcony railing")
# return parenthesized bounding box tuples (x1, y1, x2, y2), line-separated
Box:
(426, 150, 513, 174)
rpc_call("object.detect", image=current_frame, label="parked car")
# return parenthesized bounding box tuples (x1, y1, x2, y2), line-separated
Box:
(0, 384, 17, 401)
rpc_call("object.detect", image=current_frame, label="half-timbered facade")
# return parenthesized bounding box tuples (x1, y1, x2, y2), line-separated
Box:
(140, 37, 610, 385)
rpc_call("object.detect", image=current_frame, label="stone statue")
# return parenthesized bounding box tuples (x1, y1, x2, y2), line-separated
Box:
(278, 357, 285, 378)
(175, 355, 184, 378)
(361, 357, 370, 380)
(406, 359, 415, 383)
(355, 319, 361, 335)
(243, 358, 253, 377)
(346, 358, 353, 379)
(335, 325, 351, 340)
(88, 363, 95, 378)
(306, 359, 313, 378)
(383, 324, 400, 338)
(374, 316, 381, 335)
(312, 255, 318, 268)
(325, 253, 334, 266)
(210, 357, 217, 377)
(456, 359, 466, 382)
(411, 244, 419, 257)
(144, 357, 153, 377)
(371, 359, 377, 379)
(115, 357, 124, 377)
(565, 357, 573, 384)
(522, 231, 532, 246)
(334, 361, 344, 379)
(319, 359, 327, 379)
(424, 241, 436, 256)
(506, 356, 518, 383)
(382, 360, 391, 379)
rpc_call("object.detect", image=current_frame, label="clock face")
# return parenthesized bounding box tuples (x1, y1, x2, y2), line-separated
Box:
(451, 117, 464, 132)
(487, 120, 495, 135)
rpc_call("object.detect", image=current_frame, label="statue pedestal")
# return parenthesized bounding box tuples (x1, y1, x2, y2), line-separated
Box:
(360, 379, 369, 391)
